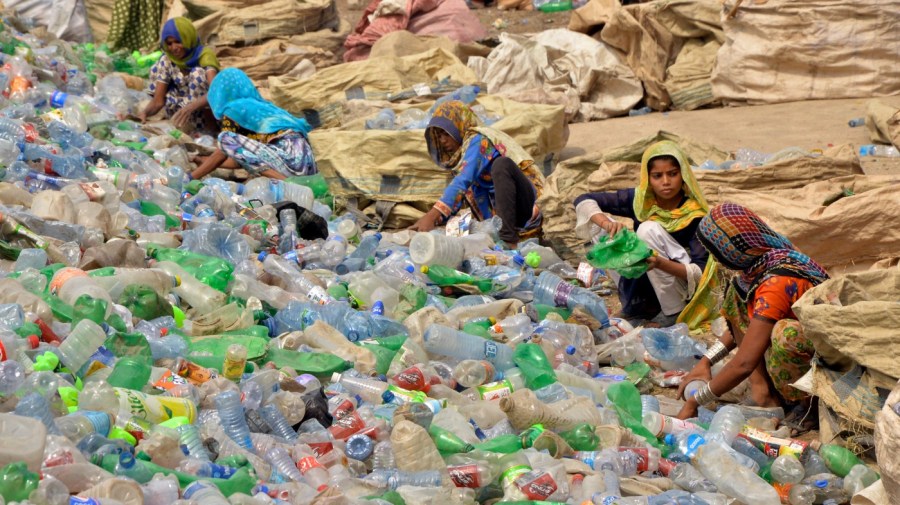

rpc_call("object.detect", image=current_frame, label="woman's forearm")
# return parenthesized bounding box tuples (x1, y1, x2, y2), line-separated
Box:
(191, 149, 228, 180)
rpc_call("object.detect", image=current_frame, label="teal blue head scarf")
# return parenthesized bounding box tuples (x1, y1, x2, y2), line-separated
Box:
(207, 68, 312, 136)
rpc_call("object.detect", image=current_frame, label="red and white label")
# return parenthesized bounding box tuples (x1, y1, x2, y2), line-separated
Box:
(327, 400, 365, 439)
(448, 464, 483, 488)
(308, 442, 334, 457)
(297, 456, 323, 474)
(517, 472, 558, 500)
(393, 366, 427, 391)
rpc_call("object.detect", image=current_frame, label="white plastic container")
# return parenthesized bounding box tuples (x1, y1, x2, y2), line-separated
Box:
(409, 232, 464, 268)
(0, 412, 47, 471)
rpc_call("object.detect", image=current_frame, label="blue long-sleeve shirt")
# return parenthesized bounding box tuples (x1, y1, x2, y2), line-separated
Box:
(434, 133, 542, 228)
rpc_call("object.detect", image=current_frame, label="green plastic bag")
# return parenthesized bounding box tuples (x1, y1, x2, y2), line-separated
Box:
(585, 229, 653, 279)
(261, 348, 351, 376)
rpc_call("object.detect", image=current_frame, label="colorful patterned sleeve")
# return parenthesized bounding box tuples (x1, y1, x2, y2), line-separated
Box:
(751, 276, 814, 322)
(434, 133, 489, 219)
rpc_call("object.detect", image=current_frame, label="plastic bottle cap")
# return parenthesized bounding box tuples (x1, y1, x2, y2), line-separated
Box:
(257, 251, 269, 262)
(171, 306, 185, 328)
(664, 434, 676, 446)
(330, 372, 342, 383)
(565, 345, 576, 355)
(404, 265, 415, 273)
(25, 334, 39, 349)
(381, 390, 395, 403)
(513, 254, 526, 266)
(815, 480, 828, 488)
(374, 232, 383, 240)
(235, 183, 245, 195)
(420, 266, 429, 274)
(525, 252, 541, 268)
(372, 301, 385, 316)
(172, 275, 182, 287)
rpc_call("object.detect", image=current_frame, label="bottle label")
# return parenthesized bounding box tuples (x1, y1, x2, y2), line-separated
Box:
(393, 366, 426, 391)
(308, 441, 334, 457)
(297, 456, 323, 474)
(70, 497, 101, 505)
(178, 360, 215, 385)
(576, 262, 599, 287)
(327, 399, 365, 439)
(117, 387, 197, 424)
(516, 472, 558, 500)
(448, 464, 483, 488)
(49, 267, 88, 295)
(23, 123, 38, 142)
(222, 356, 246, 381)
(79, 411, 111, 436)
(153, 369, 188, 391)
(50, 90, 68, 108)
(553, 281, 575, 307)
(78, 182, 107, 202)
(45, 450, 75, 468)
(477, 379, 513, 401)
(0, 341, 7, 361)
(739, 426, 808, 458)
(206, 462, 238, 479)
(483, 340, 498, 359)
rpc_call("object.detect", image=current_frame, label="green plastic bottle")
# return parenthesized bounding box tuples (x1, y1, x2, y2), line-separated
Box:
(0, 462, 40, 502)
(606, 381, 663, 449)
(462, 317, 495, 339)
(138, 201, 180, 229)
(118, 284, 174, 321)
(286, 173, 330, 198)
(816, 442, 864, 477)
(147, 246, 234, 292)
(473, 434, 523, 453)
(420, 265, 493, 293)
(429, 425, 475, 454)
(72, 294, 109, 326)
(108, 357, 152, 390)
(559, 423, 601, 451)
(99, 454, 256, 496)
(512, 343, 557, 390)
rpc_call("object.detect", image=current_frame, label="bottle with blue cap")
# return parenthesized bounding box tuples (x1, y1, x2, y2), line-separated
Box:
(335, 232, 383, 275)
(346, 432, 376, 461)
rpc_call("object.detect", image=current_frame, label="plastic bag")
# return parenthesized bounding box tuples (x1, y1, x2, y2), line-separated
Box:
(585, 229, 652, 278)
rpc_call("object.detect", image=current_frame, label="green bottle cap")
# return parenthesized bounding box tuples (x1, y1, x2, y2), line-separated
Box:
(172, 306, 185, 328)
(34, 352, 60, 371)
(525, 252, 541, 268)
(58, 386, 79, 408)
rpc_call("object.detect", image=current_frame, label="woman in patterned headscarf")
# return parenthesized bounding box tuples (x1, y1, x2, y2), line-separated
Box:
(410, 100, 544, 249)
(676, 203, 829, 421)
(139, 17, 219, 131)
(573, 140, 718, 329)
(191, 68, 317, 181)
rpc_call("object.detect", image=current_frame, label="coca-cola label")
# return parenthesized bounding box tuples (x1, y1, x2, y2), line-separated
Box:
(0, 341, 7, 361)
(44, 450, 75, 468)
(394, 366, 426, 391)
(308, 442, 334, 457)
(297, 456, 323, 474)
(327, 399, 365, 439)
(516, 472, 558, 500)
(448, 464, 482, 488)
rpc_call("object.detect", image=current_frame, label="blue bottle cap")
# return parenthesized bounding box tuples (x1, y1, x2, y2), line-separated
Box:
(664, 434, 676, 446)
(257, 251, 269, 262)
(345, 433, 375, 460)
(815, 480, 828, 488)
(565, 345, 576, 355)
(381, 390, 395, 403)
(405, 265, 415, 273)
(374, 232, 383, 240)
(512, 254, 526, 266)
(372, 301, 385, 316)
(235, 183, 245, 195)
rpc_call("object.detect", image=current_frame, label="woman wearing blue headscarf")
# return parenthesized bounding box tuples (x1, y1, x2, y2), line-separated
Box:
(191, 68, 317, 180)
(139, 17, 219, 131)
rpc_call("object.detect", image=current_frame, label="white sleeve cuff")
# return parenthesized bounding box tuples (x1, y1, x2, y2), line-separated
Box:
(574, 199, 606, 242)
(685, 263, 703, 299)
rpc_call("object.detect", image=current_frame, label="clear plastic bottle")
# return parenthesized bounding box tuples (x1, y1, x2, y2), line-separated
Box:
(56, 411, 112, 442)
(685, 435, 780, 505)
(14, 392, 61, 435)
(265, 447, 304, 483)
(423, 324, 516, 370)
(843, 464, 879, 496)
(176, 423, 211, 461)
(364, 469, 445, 490)
(366, 108, 396, 130)
(182, 481, 231, 505)
(222, 344, 248, 382)
(859, 144, 899, 157)
(409, 232, 465, 268)
(641, 324, 706, 362)
(771, 454, 806, 484)
(259, 404, 298, 443)
(707, 405, 745, 444)
(293, 444, 330, 491)
(57, 319, 107, 374)
(670, 462, 718, 493)
(533, 271, 609, 328)
(452, 360, 498, 388)
(215, 390, 255, 453)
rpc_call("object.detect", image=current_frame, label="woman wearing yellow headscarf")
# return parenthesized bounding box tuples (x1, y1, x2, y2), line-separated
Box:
(573, 141, 718, 328)
(138, 17, 220, 132)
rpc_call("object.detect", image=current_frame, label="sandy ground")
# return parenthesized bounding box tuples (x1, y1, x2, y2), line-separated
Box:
(562, 95, 900, 173)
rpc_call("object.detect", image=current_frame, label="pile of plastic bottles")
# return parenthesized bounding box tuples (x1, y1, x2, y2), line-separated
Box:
(0, 12, 885, 505)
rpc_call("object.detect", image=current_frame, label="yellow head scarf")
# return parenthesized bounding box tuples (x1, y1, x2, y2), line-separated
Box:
(633, 140, 709, 233)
